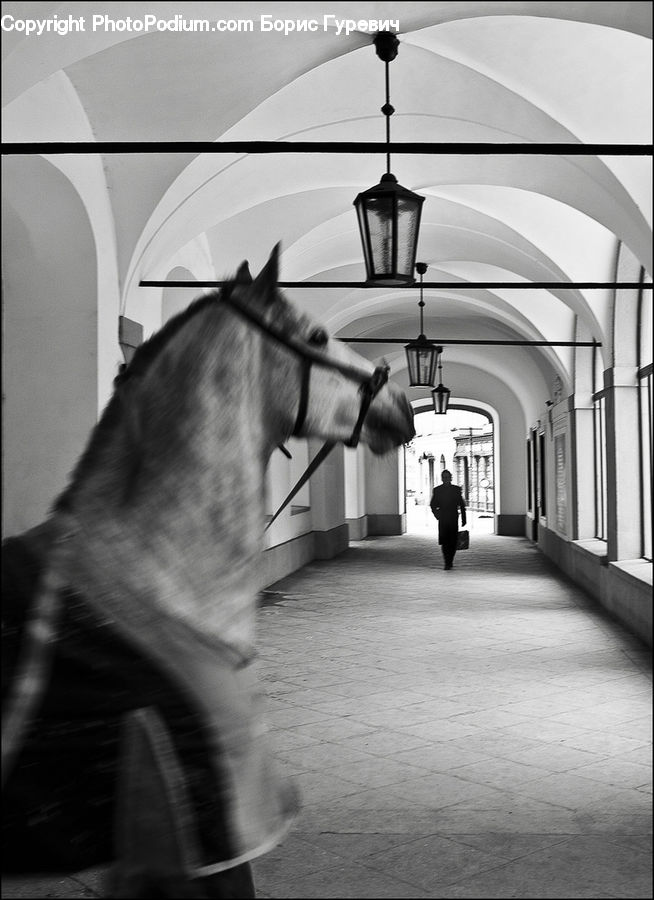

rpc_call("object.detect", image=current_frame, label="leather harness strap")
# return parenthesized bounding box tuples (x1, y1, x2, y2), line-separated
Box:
(291, 358, 312, 438)
(345, 365, 389, 449)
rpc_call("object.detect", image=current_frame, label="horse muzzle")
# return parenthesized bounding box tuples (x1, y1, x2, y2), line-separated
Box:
(363, 390, 415, 454)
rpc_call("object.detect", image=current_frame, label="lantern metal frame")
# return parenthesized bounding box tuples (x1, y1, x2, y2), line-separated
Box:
(431, 349, 451, 414)
(405, 262, 438, 386)
(353, 31, 425, 286)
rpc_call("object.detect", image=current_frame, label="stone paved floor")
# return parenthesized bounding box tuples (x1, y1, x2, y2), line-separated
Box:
(3, 527, 652, 898)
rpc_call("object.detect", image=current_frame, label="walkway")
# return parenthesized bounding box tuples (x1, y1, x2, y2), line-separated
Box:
(2, 531, 652, 898)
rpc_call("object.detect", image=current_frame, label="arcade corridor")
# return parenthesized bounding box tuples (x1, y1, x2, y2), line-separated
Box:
(4, 530, 651, 899)
(2, 3, 652, 897)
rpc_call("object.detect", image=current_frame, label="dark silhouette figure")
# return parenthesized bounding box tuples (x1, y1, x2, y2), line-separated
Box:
(430, 470, 467, 570)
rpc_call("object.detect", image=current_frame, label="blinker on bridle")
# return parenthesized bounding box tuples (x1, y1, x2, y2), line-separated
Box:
(217, 287, 390, 529)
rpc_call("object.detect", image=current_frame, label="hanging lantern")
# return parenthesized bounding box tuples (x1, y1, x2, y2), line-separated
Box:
(354, 31, 424, 286)
(405, 263, 438, 385)
(355, 176, 425, 286)
(432, 349, 451, 414)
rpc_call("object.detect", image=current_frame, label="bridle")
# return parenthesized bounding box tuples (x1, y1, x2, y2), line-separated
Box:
(218, 287, 389, 426)
(217, 287, 390, 528)
(289, 355, 390, 448)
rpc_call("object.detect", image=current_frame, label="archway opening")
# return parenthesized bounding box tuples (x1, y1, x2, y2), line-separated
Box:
(405, 407, 495, 535)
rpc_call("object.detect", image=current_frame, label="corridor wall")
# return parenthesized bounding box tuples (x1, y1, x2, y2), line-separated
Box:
(2, 156, 99, 536)
(533, 244, 652, 647)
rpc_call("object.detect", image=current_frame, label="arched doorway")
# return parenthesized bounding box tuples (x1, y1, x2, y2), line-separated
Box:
(405, 408, 495, 535)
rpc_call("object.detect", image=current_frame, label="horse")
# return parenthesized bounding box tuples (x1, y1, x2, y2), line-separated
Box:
(1, 244, 415, 898)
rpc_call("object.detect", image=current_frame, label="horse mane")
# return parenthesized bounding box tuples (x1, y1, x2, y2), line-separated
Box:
(52, 283, 236, 514)
(118, 288, 225, 382)
(51, 254, 314, 517)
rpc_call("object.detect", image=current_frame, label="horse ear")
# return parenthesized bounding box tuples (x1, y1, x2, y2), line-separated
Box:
(253, 244, 280, 304)
(235, 261, 252, 284)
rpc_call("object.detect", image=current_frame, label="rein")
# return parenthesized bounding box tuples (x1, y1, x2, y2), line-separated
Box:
(217, 289, 390, 529)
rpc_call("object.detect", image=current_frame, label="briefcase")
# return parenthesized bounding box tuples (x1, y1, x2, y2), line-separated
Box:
(457, 530, 470, 550)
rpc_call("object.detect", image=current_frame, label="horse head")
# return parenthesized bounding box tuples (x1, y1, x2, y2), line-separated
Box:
(54, 244, 414, 530)
(228, 245, 415, 455)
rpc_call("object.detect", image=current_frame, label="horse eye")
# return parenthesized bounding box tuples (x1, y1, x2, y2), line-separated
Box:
(308, 328, 328, 347)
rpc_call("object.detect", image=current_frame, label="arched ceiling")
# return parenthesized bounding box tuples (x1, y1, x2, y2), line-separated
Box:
(2, 1, 652, 425)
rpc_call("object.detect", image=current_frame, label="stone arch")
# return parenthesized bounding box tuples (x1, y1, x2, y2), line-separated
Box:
(613, 241, 642, 369)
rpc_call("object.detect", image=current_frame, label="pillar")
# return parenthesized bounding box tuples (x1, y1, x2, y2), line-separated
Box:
(364, 445, 406, 535)
(308, 440, 349, 558)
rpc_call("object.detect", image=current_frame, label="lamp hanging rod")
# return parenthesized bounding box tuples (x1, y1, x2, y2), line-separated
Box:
(339, 338, 600, 347)
(3, 141, 650, 156)
(383, 59, 392, 175)
(139, 279, 650, 290)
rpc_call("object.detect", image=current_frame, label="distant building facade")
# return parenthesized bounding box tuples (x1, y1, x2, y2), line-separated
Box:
(405, 423, 494, 515)
(453, 427, 494, 513)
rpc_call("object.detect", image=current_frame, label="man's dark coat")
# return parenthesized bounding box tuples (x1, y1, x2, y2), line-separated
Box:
(430, 483, 466, 544)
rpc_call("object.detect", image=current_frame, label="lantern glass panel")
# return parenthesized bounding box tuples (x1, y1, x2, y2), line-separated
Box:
(417, 348, 436, 385)
(396, 197, 421, 278)
(366, 196, 395, 275)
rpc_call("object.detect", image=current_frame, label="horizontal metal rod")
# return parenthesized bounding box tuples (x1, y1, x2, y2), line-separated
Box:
(139, 280, 649, 290)
(3, 141, 651, 156)
(339, 338, 599, 347)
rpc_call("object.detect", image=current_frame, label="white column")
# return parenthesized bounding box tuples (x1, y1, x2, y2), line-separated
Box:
(309, 440, 349, 558)
(364, 446, 406, 535)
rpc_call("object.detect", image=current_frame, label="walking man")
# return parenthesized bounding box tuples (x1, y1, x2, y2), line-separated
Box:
(430, 470, 467, 570)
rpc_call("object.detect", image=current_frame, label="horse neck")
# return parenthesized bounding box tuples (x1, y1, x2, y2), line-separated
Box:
(56, 306, 295, 655)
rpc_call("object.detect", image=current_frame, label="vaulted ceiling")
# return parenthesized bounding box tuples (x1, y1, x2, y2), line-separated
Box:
(3, 1, 652, 427)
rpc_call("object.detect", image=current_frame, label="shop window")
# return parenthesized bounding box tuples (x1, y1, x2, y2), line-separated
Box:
(289, 438, 311, 514)
(592, 343, 607, 542)
(538, 431, 546, 518)
(638, 275, 652, 559)
(638, 368, 652, 559)
(593, 393, 608, 541)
